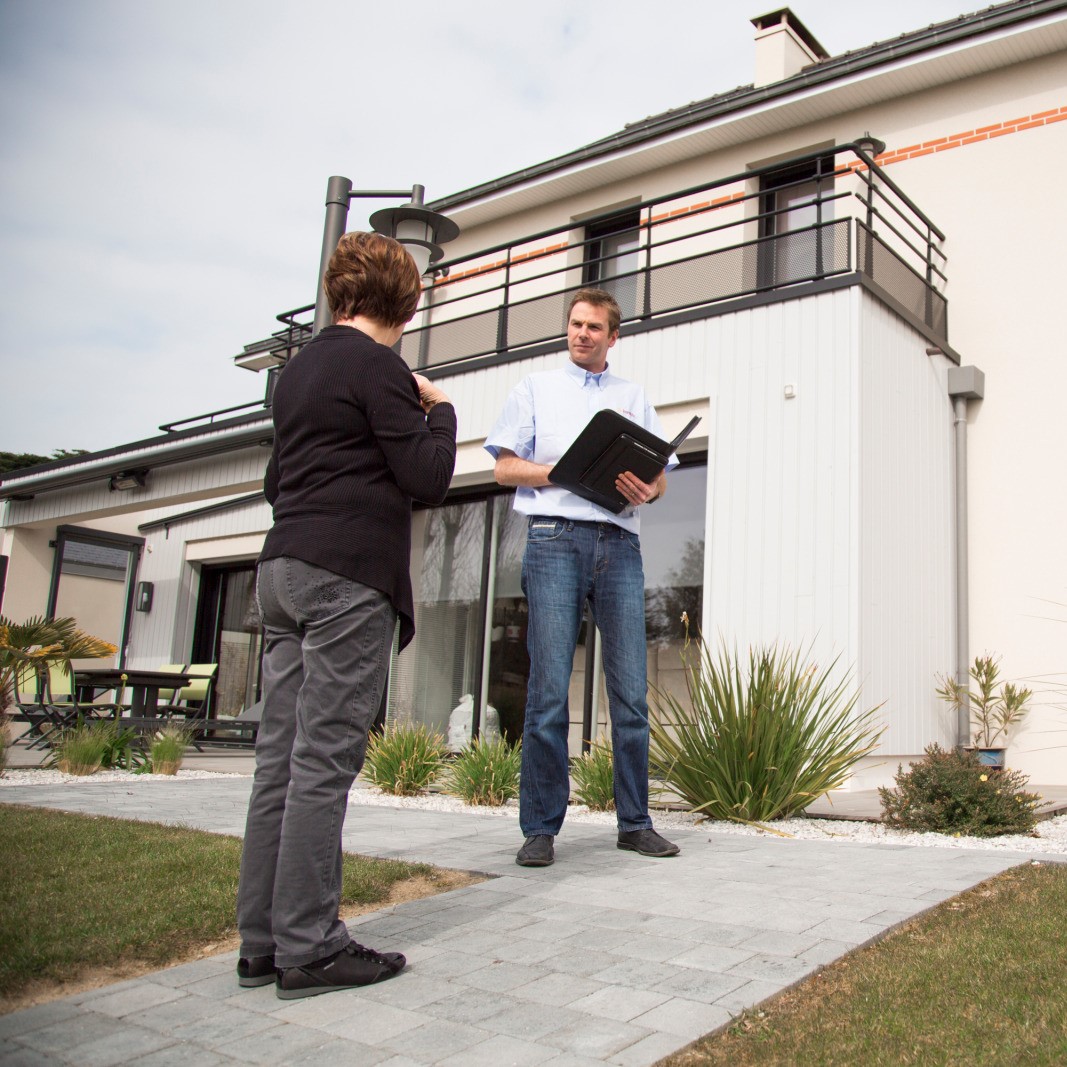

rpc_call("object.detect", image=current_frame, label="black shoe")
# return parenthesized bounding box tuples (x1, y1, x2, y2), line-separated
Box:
(617, 828, 680, 857)
(516, 835, 554, 867)
(276, 942, 406, 1000)
(237, 954, 277, 988)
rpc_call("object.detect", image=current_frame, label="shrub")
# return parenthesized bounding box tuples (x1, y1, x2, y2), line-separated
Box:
(571, 737, 615, 811)
(879, 743, 1040, 837)
(649, 641, 884, 822)
(445, 735, 521, 806)
(363, 723, 445, 795)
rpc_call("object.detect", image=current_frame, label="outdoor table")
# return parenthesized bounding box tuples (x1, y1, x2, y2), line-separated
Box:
(73, 668, 192, 718)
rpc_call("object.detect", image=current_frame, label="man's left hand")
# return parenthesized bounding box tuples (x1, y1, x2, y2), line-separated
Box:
(616, 470, 661, 507)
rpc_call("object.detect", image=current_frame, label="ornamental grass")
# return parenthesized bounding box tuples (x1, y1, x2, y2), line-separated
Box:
(570, 736, 616, 811)
(445, 735, 521, 806)
(649, 641, 884, 823)
(363, 722, 446, 795)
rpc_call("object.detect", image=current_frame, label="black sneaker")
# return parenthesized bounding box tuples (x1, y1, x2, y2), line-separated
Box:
(516, 835, 554, 867)
(237, 954, 277, 988)
(275, 942, 406, 1000)
(617, 828, 680, 857)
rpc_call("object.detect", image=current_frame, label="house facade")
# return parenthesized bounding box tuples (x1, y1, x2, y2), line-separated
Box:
(3, 1, 1065, 786)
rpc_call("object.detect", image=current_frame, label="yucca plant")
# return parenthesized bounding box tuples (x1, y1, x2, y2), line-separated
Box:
(362, 723, 446, 796)
(445, 735, 521, 806)
(570, 736, 616, 811)
(649, 641, 884, 823)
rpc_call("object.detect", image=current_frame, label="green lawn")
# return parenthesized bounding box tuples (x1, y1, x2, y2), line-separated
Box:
(659, 861, 1067, 1067)
(0, 805, 448, 1003)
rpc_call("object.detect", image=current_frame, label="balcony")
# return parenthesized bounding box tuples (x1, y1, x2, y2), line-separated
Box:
(235, 141, 949, 376)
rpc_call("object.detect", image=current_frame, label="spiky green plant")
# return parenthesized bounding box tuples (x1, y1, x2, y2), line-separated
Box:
(570, 736, 616, 811)
(649, 641, 884, 823)
(445, 735, 521, 806)
(363, 723, 446, 796)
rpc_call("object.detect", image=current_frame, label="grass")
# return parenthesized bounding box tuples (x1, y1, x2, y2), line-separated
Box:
(659, 861, 1067, 1067)
(0, 805, 448, 1006)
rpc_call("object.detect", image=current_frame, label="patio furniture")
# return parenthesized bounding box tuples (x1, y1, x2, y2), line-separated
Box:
(73, 667, 193, 718)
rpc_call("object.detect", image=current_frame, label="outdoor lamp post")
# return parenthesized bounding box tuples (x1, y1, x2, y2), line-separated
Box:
(311, 177, 460, 336)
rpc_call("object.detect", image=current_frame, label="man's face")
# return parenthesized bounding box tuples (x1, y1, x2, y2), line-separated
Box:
(567, 301, 618, 373)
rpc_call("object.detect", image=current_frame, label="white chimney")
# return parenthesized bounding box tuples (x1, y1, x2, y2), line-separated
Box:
(751, 8, 828, 87)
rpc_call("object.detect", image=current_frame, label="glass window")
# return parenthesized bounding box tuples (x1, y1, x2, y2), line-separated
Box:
(759, 156, 834, 287)
(390, 500, 489, 740)
(584, 210, 642, 321)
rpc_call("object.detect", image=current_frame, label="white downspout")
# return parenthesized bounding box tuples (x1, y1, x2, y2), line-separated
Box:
(946, 364, 985, 749)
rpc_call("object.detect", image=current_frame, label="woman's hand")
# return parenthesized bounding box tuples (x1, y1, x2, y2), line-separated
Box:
(413, 373, 451, 413)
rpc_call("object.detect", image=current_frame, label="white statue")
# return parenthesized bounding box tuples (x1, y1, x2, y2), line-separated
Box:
(448, 694, 502, 751)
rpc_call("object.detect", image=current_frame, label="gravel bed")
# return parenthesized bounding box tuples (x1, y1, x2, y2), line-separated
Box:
(3, 767, 1063, 856)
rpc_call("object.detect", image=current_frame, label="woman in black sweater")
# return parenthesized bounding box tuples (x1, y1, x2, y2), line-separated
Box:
(236, 232, 457, 1000)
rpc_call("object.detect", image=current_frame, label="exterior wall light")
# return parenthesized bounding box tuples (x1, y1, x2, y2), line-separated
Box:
(108, 470, 148, 492)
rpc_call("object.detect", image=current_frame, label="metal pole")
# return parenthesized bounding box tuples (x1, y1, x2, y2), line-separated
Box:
(312, 176, 353, 337)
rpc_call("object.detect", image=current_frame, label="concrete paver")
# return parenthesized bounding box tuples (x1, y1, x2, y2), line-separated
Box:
(0, 775, 1055, 1065)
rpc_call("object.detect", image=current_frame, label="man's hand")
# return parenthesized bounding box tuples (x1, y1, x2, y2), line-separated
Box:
(616, 469, 667, 507)
(413, 373, 451, 413)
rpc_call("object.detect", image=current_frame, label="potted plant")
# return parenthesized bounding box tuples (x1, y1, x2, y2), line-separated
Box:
(49, 722, 111, 776)
(149, 725, 191, 775)
(936, 654, 1031, 769)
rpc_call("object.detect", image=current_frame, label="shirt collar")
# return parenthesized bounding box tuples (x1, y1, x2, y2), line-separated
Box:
(564, 358, 611, 389)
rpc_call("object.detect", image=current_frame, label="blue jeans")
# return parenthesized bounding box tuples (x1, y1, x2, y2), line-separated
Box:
(236, 557, 396, 969)
(519, 518, 653, 836)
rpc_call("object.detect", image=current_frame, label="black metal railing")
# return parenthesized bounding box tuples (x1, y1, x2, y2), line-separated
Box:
(396, 141, 947, 371)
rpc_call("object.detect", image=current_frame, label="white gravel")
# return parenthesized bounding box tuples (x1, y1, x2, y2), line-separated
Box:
(4, 767, 1064, 856)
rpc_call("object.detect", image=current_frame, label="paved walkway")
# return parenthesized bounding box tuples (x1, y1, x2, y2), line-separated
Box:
(0, 776, 1055, 1066)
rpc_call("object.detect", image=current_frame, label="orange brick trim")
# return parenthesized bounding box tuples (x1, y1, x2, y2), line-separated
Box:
(836, 105, 1067, 173)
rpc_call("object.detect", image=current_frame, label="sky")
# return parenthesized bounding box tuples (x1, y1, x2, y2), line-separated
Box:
(0, 0, 983, 456)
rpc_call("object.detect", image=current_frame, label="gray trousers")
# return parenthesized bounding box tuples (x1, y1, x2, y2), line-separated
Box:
(236, 556, 396, 968)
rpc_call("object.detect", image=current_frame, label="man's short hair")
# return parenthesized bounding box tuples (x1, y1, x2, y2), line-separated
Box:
(324, 232, 423, 329)
(568, 287, 622, 336)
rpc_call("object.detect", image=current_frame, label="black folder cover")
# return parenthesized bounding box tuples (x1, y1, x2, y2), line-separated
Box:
(548, 411, 701, 514)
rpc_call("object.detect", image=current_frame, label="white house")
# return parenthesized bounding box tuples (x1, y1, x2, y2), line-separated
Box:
(3, 1, 1065, 786)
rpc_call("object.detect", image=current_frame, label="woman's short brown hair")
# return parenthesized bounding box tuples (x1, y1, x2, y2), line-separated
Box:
(324, 231, 423, 329)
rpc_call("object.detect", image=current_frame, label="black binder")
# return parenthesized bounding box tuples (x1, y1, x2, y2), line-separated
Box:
(548, 411, 701, 514)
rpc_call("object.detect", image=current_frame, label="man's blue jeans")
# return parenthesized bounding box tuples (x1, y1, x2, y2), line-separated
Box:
(519, 517, 654, 836)
(236, 557, 395, 969)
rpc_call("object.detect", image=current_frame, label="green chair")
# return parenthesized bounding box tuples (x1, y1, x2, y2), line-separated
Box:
(158, 663, 218, 720)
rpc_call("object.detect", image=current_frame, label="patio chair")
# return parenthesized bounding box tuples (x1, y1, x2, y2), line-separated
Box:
(10, 666, 75, 749)
(157, 663, 218, 720)
(198, 698, 261, 748)
(47, 662, 120, 721)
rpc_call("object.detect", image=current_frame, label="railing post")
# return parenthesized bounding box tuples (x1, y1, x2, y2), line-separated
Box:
(496, 252, 511, 354)
(642, 206, 653, 319)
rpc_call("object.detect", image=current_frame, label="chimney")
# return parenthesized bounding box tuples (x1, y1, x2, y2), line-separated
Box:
(751, 8, 828, 87)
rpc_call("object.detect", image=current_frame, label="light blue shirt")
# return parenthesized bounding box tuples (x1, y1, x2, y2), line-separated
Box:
(484, 359, 676, 533)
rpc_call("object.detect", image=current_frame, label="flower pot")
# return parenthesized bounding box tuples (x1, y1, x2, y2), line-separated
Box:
(153, 760, 181, 776)
(57, 758, 102, 776)
(976, 747, 1006, 770)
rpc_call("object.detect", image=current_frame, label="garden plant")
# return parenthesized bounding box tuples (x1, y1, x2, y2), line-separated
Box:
(649, 640, 884, 822)
(445, 735, 521, 806)
(362, 722, 446, 795)
(149, 725, 192, 775)
(570, 736, 616, 811)
(936, 653, 1031, 750)
(878, 743, 1040, 837)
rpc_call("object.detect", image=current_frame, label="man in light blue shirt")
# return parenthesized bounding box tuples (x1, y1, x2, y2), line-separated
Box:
(485, 288, 680, 867)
